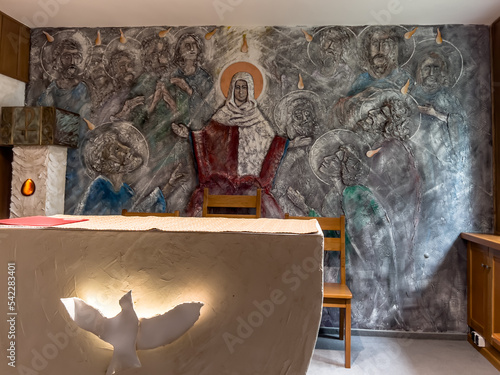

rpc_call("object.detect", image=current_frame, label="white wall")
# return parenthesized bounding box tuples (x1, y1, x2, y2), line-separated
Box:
(0, 73, 25, 108)
(0, 73, 25, 218)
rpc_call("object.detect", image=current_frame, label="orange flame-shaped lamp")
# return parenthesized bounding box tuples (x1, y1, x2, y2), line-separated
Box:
(21, 179, 36, 196)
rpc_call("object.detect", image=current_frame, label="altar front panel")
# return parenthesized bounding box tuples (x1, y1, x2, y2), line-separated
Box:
(0, 217, 323, 375)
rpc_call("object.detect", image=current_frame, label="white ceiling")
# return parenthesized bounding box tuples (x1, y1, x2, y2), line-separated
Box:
(1, 0, 500, 29)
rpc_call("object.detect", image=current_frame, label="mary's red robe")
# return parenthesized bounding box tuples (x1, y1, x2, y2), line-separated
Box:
(187, 120, 288, 217)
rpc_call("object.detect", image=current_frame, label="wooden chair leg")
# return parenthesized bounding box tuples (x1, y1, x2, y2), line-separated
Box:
(339, 308, 345, 340)
(345, 301, 351, 368)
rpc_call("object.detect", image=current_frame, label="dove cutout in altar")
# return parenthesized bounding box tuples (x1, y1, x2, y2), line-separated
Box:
(61, 291, 204, 375)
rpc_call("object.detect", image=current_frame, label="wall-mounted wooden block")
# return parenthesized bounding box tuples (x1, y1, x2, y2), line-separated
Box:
(0, 106, 79, 148)
(0, 11, 30, 83)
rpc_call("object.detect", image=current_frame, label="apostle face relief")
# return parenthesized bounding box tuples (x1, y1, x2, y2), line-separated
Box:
(417, 53, 448, 93)
(110, 51, 137, 89)
(288, 98, 318, 139)
(368, 30, 398, 79)
(56, 39, 83, 81)
(319, 30, 343, 66)
(179, 36, 200, 63)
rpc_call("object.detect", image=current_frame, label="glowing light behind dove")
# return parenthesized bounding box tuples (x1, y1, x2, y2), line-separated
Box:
(61, 291, 203, 375)
(61, 297, 76, 320)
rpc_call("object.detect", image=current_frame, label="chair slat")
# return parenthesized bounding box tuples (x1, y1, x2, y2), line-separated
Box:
(204, 213, 259, 218)
(315, 217, 342, 230)
(122, 209, 180, 217)
(324, 237, 341, 251)
(206, 195, 258, 208)
(202, 188, 262, 218)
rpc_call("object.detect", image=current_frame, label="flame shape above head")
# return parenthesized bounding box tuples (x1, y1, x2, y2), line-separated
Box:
(241, 34, 248, 53)
(301, 29, 313, 42)
(95, 30, 101, 46)
(159, 28, 171, 38)
(120, 29, 127, 44)
(298, 73, 305, 90)
(43, 31, 54, 42)
(400, 79, 410, 95)
(83, 118, 96, 131)
(436, 28, 443, 44)
(404, 27, 418, 40)
(205, 28, 218, 40)
(366, 147, 382, 158)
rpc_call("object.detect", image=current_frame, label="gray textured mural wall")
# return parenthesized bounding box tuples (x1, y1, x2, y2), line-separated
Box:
(26, 24, 493, 332)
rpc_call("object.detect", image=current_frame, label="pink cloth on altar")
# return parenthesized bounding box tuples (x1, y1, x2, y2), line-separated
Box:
(0, 216, 89, 227)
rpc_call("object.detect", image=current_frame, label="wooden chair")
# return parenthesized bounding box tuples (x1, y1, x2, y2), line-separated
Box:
(285, 214, 352, 368)
(121, 209, 180, 217)
(202, 188, 262, 218)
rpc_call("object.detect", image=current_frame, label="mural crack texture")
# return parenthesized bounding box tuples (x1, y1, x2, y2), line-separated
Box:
(26, 24, 493, 332)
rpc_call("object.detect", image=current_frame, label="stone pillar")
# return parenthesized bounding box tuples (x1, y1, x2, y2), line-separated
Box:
(0, 106, 79, 218)
(9, 145, 68, 218)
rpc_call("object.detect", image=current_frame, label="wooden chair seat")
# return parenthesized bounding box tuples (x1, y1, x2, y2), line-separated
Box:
(324, 282, 353, 300)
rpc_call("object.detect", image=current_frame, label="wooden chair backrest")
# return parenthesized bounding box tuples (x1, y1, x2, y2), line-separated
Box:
(285, 214, 346, 284)
(202, 188, 262, 218)
(121, 209, 180, 217)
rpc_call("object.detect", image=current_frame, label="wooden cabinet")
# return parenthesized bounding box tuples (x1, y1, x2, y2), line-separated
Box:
(0, 11, 30, 83)
(491, 252, 500, 351)
(462, 233, 500, 370)
(469, 242, 489, 335)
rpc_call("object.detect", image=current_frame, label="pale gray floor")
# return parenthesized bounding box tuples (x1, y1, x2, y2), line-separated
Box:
(307, 335, 498, 374)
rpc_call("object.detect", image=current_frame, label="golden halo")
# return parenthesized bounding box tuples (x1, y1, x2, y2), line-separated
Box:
(220, 61, 264, 99)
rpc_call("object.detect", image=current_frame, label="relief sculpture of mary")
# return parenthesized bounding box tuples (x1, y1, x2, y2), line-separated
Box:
(187, 67, 288, 217)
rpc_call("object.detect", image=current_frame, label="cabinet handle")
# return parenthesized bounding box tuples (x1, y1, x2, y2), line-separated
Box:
(481, 263, 490, 270)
